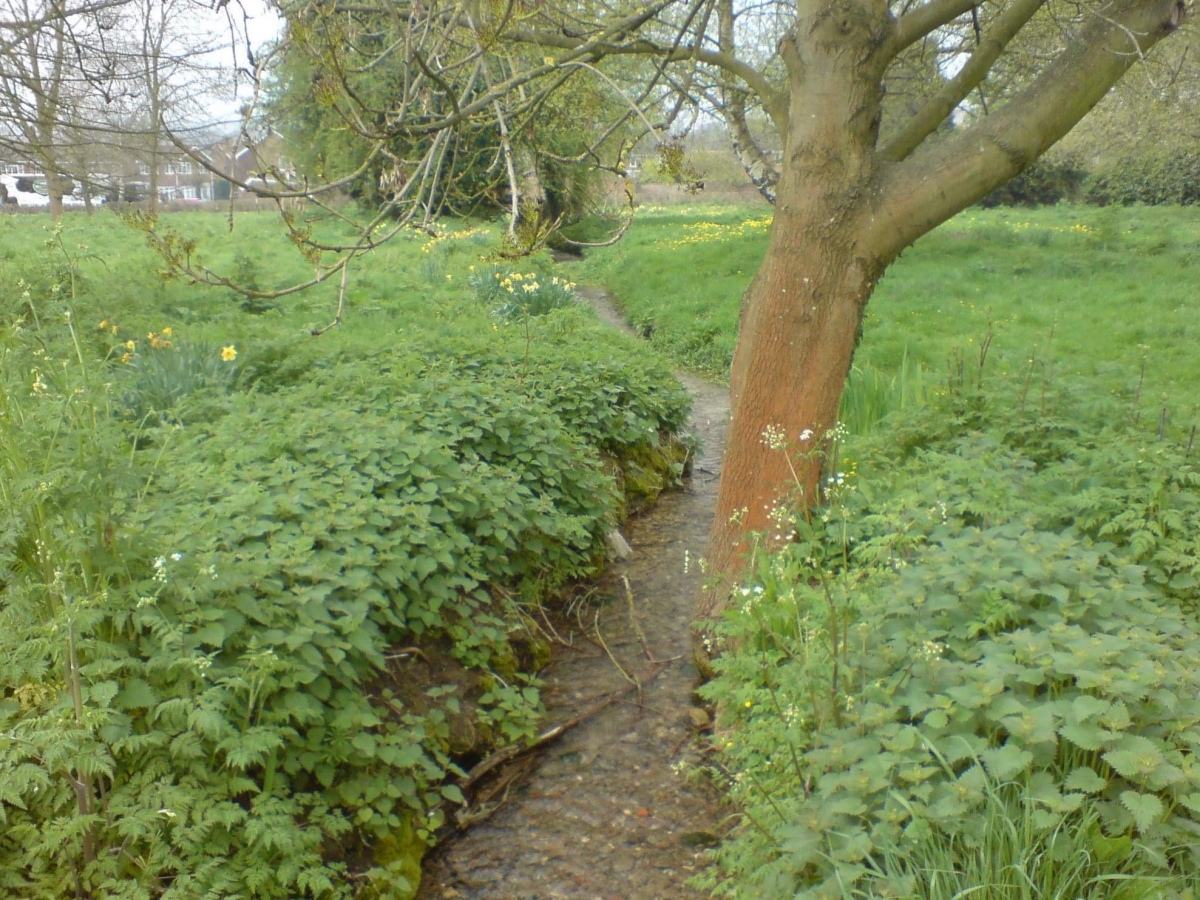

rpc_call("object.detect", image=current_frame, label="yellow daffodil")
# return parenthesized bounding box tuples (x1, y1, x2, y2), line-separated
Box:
(221, 345, 237, 361)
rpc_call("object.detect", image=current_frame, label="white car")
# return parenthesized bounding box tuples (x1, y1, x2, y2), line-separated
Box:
(0, 173, 94, 208)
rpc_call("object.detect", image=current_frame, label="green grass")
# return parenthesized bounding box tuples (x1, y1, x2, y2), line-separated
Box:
(860, 782, 1198, 900)
(0, 210, 658, 373)
(581, 202, 1200, 429)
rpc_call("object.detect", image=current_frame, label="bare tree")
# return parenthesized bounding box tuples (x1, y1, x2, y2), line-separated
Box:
(117, 0, 227, 211)
(0, 0, 73, 214)
(1, 0, 251, 212)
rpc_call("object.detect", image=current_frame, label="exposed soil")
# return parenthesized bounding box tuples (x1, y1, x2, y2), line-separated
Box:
(417, 285, 732, 899)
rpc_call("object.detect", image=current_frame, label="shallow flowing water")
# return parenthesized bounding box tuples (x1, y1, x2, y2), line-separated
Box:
(417, 286, 732, 899)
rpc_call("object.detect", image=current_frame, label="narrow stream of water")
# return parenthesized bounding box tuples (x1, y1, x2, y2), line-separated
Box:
(417, 287, 732, 899)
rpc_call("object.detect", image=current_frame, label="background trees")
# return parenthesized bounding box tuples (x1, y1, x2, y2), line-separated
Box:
(0, 0, 249, 212)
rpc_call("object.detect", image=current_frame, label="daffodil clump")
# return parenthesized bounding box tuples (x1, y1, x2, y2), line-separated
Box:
(469, 266, 578, 320)
(108, 325, 240, 423)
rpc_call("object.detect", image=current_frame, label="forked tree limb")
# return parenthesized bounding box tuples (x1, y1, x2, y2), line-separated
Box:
(872, 0, 1188, 260)
(881, 0, 1048, 162)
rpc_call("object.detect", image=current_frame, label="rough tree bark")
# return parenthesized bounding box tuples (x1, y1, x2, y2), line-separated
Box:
(697, 0, 1188, 644)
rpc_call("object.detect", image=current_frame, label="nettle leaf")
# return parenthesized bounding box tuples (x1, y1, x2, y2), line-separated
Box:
(1119, 791, 1164, 833)
(88, 680, 120, 707)
(1179, 793, 1200, 815)
(1064, 766, 1107, 794)
(1103, 749, 1151, 781)
(1059, 721, 1109, 752)
(980, 744, 1033, 781)
(116, 678, 158, 710)
(1100, 700, 1133, 730)
(1070, 695, 1112, 723)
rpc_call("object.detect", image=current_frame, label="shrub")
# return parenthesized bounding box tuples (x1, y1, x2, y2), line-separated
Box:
(0, 241, 690, 896)
(470, 267, 579, 320)
(980, 157, 1088, 208)
(1083, 152, 1200, 207)
(0, 331, 619, 897)
(698, 380, 1200, 899)
(421, 336, 691, 454)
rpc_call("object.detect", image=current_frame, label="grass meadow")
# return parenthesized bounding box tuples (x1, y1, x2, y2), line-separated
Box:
(581, 202, 1200, 436)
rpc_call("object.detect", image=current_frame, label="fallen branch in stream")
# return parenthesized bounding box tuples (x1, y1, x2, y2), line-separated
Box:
(440, 660, 674, 832)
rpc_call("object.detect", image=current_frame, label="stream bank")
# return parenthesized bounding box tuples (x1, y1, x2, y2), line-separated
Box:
(416, 286, 732, 899)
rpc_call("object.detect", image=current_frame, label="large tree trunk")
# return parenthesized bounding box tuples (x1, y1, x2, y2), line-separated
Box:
(695, 0, 1187, 665)
(701, 2, 893, 615)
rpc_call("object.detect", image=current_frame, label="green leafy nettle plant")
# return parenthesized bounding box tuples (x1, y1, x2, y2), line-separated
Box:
(0, 225, 692, 897)
(699, 379, 1200, 899)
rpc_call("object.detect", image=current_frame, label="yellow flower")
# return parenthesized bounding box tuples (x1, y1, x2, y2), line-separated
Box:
(221, 345, 237, 362)
(162, 327, 173, 336)
(120, 352, 132, 364)
(98, 320, 109, 330)
(125, 340, 136, 351)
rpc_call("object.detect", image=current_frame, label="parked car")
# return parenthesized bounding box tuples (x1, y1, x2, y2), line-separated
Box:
(0, 173, 89, 208)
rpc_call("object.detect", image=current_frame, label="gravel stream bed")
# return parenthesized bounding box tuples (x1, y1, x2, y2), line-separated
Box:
(417, 284, 732, 899)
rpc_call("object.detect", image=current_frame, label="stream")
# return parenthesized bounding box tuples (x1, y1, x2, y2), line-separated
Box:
(416, 285, 732, 899)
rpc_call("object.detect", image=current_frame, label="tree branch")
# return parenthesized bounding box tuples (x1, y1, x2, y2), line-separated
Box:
(888, 0, 981, 61)
(870, 0, 1187, 261)
(506, 28, 787, 129)
(718, 90, 778, 202)
(881, 0, 1048, 161)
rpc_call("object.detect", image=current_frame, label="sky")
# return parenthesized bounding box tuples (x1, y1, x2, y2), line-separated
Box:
(186, 0, 284, 132)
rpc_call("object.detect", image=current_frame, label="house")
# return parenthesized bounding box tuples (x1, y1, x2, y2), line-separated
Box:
(204, 132, 296, 199)
(0, 130, 297, 207)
